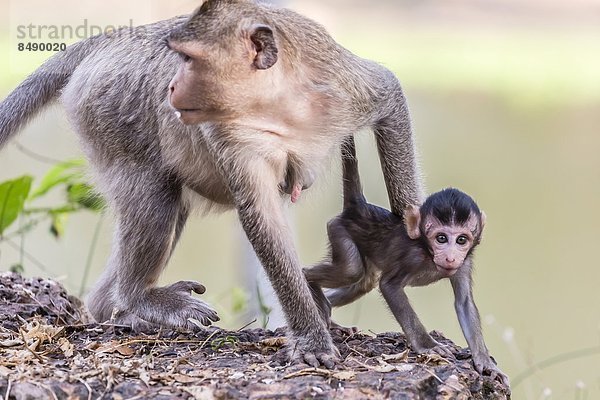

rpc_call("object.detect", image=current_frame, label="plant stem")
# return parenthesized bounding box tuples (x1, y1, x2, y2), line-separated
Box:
(19, 215, 25, 267)
(23, 205, 80, 215)
(78, 214, 104, 297)
(512, 346, 600, 388)
(4, 238, 50, 273)
(0, 217, 47, 242)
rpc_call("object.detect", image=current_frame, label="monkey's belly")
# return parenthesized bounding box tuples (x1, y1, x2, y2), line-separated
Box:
(167, 144, 232, 206)
(186, 180, 234, 206)
(405, 267, 445, 287)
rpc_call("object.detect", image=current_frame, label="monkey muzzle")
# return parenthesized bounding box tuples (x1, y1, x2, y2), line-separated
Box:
(434, 262, 460, 276)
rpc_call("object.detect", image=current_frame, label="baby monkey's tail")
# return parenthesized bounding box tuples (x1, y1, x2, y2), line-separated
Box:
(342, 136, 367, 209)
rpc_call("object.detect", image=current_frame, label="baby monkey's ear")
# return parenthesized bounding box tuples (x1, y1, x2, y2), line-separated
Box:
(480, 211, 487, 231)
(404, 205, 421, 239)
(477, 211, 487, 243)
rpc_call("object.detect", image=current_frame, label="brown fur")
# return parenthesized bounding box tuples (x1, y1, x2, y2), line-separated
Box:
(0, 0, 422, 367)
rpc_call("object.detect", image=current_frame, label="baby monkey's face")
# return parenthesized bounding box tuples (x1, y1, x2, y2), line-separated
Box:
(403, 192, 486, 276)
(424, 218, 478, 275)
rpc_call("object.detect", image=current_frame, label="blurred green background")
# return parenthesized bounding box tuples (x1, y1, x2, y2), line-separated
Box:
(1, 0, 599, 398)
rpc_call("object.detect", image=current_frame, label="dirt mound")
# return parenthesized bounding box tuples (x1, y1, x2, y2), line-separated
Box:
(0, 273, 509, 399)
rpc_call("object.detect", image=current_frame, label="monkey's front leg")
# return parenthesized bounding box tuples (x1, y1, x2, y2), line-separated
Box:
(205, 137, 338, 368)
(374, 85, 424, 216)
(379, 277, 454, 358)
(237, 183, 338, 367)
(451, 273, 510, 388)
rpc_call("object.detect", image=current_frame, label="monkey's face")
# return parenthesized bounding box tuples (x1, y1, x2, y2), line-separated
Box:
(166, 1, 280, 125)
(423, 216, 480, 276)
(404, 189, 486, 276)
(167, 39, 237, 123)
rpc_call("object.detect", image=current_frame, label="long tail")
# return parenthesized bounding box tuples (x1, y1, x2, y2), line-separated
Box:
(0, 39, 97, 148)
(341, 135, 366, 209)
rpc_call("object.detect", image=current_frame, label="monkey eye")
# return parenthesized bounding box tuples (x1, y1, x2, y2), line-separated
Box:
(456, 235, 468, 245)
(436, 234, 448, 244)
(178, 52, 192, 63)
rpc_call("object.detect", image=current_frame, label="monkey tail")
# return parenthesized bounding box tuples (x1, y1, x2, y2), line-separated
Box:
(341, 136, 366, 209)
(0, 39, 97, 149)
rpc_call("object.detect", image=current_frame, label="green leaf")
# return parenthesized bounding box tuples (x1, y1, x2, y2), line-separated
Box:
(231, 287, 249, 314)
(0, 176, 33, 235)
(49, 205, 79, 214)
(67, 183, 106, 212)
(50, 212, 68, 239)
(10, 264, 24, 274)
(30, 159, 86, 200)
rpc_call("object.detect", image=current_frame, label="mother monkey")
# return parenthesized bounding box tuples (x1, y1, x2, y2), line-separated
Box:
(0, 0, 422, 367)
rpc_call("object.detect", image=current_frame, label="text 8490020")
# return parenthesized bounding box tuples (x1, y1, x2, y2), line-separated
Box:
(17, 42, 67, 52)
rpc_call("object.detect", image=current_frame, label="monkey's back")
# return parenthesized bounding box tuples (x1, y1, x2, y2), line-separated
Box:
(340, 203, 405, 258)
(338, 202, 435, 283)
(60, 17, 187, 158)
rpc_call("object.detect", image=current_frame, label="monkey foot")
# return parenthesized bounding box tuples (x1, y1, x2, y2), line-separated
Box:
(110, 312, 160, 332)
(289, 333, 341, 369)
(130, 280, 220, 330)
(302, 349, 340, 369)
(330, 320, 359, 335)
(473, 355, 511, 390)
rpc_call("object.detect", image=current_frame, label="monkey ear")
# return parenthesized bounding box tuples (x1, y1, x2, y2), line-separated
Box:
(480, 211, 487, 231)
(477, 211, 487, 243)
(249, 25, 278, 70)
(404, 205, 421, 239)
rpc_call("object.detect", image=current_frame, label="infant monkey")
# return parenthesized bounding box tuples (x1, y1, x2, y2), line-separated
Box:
(304, 137, 509, 386)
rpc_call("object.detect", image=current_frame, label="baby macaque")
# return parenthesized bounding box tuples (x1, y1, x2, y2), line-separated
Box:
(304, 137, 509, 386)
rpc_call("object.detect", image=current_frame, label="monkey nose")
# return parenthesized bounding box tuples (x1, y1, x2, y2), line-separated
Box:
(446, 257, 456, 264)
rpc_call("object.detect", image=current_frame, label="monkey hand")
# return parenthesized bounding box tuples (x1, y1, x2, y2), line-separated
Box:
(132, 280, 220, 329)
(472, 354, 510, 390)
(413, 339, 455, 360)
(426, 341, 455, 359)
(289, 332, 341, 369)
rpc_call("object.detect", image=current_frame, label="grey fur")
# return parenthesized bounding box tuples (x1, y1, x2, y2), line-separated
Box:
(0, 0, 422, 367)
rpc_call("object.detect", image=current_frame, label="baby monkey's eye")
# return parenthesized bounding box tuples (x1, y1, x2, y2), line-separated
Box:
(436, 234, 448, 244)
(456, 235, 468, 245)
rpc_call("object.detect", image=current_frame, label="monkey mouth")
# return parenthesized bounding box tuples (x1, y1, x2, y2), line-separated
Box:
(435, 264, 459, 275)
(172, 108, 204, 124)
(175, 108, 203, 116)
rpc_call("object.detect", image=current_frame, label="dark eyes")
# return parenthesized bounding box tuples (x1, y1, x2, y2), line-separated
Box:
(436, 234, 468, 245)
(179, 52, 192, 63)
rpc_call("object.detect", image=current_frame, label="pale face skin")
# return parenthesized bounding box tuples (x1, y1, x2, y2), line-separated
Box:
(167, 33, 264, 125)
(424, 218, 478, 275)
(404, 204, 485, 276)
(167, 21, 290, 128)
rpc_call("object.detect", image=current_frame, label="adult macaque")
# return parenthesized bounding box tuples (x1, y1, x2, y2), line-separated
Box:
(0, 0, 422, 367)
(305, 137, 509, 386)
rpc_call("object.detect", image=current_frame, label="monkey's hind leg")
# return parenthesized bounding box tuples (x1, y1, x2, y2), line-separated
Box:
(304, 218, 365, 329)
(87, 168, 219, 330)
(306, 280, 332, 327)
(305, 218, 364, 288)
